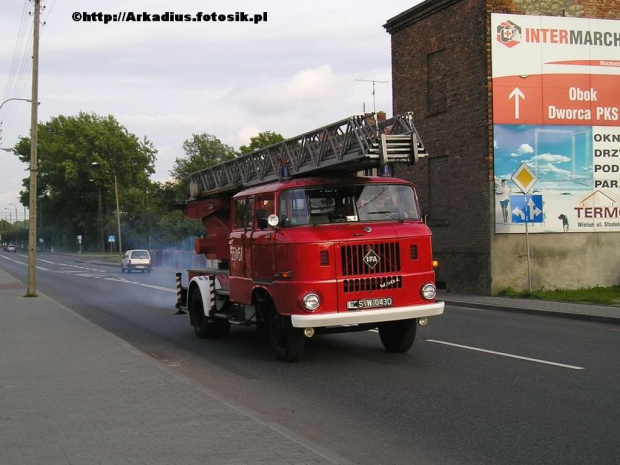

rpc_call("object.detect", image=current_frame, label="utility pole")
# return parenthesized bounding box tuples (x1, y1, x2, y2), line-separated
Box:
(114, 172, 122, 253)
(27, 0, 41, 297)
(97, 187, 103, 252)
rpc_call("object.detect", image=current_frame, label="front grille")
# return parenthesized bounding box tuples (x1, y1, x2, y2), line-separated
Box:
(341, 242, 400, 276)
(343, 275, 403, 293)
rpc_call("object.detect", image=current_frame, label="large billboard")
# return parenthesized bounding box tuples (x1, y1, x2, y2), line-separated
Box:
(491, 14, 620, 233)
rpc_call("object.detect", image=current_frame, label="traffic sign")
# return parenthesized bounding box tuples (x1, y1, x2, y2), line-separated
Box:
(108, 235, 116, 243)
(511, 162, 538, 193)
(510, 194, 543, 223)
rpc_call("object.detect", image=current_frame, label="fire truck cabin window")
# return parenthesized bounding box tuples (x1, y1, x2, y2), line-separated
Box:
(278, 184, 420, 227)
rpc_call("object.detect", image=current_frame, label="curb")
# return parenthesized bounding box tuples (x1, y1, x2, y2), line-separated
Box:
(442, 298, 620, 325)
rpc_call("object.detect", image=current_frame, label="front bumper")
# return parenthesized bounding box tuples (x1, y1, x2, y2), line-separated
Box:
(290, 301, 444, 328)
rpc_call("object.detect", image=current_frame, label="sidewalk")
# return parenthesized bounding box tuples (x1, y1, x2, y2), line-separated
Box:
(439, 291, 620, 323)
(0, 268, 349, 465)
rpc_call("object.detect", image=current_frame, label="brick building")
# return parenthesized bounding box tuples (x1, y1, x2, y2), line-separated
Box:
(384, 0, 620, 294)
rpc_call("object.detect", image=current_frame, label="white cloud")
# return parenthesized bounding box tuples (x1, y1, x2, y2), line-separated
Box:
(530, 153, 571, 164)
(510, 143, 534, 157)
(535, 163, 572, 177)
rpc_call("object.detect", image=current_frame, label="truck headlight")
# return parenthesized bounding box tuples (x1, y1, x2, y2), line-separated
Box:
(421, 283, 437, 300)
(302, 293, 320, 312)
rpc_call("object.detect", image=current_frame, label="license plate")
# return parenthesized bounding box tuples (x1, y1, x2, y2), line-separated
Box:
(135, 265, 145, 269)
(347, 297, 393, 310)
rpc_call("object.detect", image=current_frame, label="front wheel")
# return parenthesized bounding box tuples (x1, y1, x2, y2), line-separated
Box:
(378, 319, 417, 353)
(266, 299, 305, 362)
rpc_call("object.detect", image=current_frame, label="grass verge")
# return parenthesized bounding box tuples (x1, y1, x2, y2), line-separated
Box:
(495, 285, 620, 306)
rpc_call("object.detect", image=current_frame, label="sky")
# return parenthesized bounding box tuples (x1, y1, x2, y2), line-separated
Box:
(0, 0, 420, 223)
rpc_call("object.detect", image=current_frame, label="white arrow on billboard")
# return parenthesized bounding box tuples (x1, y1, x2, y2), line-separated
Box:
(512, 206, 525, 220)
(527, 198, 542, 219)
(509, 87, 525, 119)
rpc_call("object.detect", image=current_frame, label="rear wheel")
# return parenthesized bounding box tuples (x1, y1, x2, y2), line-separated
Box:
(378, 319, 417, 353)
(190, 288, 230, 339)
(265, 297, 305, 362)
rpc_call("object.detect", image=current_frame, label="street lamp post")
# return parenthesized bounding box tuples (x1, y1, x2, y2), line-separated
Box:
(114, 172, 122, 253)
(10, 203, 18, 225)
(92, 162, 122, 253)
(0, 97, 32, 112)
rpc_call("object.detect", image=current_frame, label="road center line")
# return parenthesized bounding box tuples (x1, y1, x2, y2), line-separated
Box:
(426, 339, 585, 370)
(139, 284, 176, 292)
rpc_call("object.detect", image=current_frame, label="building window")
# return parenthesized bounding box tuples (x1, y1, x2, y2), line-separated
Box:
(427, 49, 447, 115)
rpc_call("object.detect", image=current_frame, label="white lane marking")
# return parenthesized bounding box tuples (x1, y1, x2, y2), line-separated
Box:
(140, 284, 176, 292)
(2, 255, 176, 294)
(426, 339, 585, 370)
(103, 277, 175, 292)
(0, 255, 25, 265)
(0, 255, 50, 270)
(58, 263, 106, 273)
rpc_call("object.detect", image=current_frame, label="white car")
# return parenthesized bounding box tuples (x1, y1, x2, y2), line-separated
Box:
(6, 244, 16, 252)
(121, 249, 152, 273)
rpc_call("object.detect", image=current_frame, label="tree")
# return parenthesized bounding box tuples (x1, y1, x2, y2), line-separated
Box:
(170, 133, 236, 182)
(160, 131, 287, 251)
(239, 131, 285, 155)
(13, 112, 157, 251)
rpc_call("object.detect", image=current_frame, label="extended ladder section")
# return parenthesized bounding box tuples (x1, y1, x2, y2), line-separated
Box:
(188, 112, 427, 200)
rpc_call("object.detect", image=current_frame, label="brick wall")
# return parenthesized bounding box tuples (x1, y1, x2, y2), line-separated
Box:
(385, 0, 620, 294)
(387, 0, 493, 293)
(485, 0, 620, 19)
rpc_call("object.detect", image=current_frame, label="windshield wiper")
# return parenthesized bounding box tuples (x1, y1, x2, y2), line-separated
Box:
(367, 211, 404, 222)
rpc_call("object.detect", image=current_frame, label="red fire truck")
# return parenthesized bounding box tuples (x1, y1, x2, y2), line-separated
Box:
(175, 113, 444, 361)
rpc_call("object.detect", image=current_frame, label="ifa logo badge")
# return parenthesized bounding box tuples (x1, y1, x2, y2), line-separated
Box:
(497, 20, 522, 48)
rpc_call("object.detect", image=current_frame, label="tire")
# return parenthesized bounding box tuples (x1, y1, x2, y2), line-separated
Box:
(190, 288, 230, 339)
(378, 319, 417, 353)
(266, 297, 305, 362)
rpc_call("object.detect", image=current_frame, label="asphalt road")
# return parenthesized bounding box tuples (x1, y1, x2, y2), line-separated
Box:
(2, 251, 619, 465)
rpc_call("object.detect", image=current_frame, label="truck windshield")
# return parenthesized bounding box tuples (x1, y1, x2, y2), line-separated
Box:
(277, 184, 420, 227)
